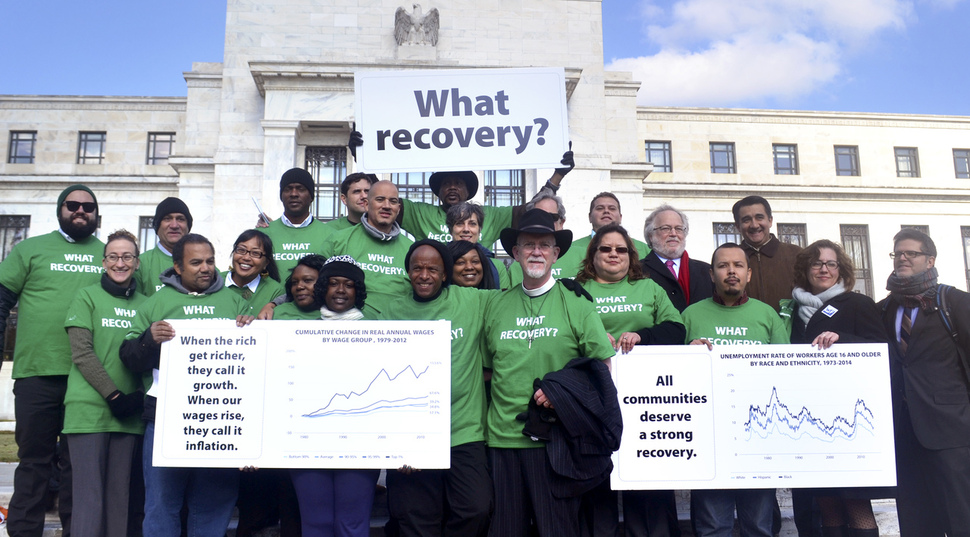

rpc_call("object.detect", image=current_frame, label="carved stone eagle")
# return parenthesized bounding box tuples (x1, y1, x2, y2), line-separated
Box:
(394, 4, 439, 46)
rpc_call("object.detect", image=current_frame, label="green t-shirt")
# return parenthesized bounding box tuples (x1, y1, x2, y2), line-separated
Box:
(581, 277, 682, 339)
(682, 298, 790, 345)
(400, 198, 514, 247)
(261, 218, 331, 277)
(319, 225, 414, 312)
(273, 301, 321, 320)
(223, 272, 286, 310)
(63, 284, 147, 434)
(0, 231, 104, 378)
(135, 247, 173, 297)
(321, 217, 356, 235)
(125, 286, 252, 393)
(482, 283, 615, 448)
(380, 286, 496, 446)
(491, 257, 511, 290)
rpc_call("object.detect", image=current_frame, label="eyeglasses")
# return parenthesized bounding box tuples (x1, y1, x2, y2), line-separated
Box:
(810, 261, 839, 271)
(597, 245, 629, 254)
(655, 225, 687, 235)
(104, 253, 137, 263)
(517, 242, 555, 252)
(64, 201, 96, 213)
(889, 250, 929, 260)
(234, 246, 266, 259)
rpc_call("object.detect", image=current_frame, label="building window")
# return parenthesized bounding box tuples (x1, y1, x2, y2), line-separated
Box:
(139, 216, 157, 253)
(483, 170, 525, 208)
(778, 223, 807, 248)
(900, 224, 929, 235)
(147, 133, 175, 165)
(772, 144, 798, 175)
(305, 147, 348, 222)
(894, 147, 920, 178)
(954, 149, 970, 179)
(709, 142, 736, 174)
(8, 131, 36, 164)
(390, 172, 437, 205)
(834, 146, 860, 176)
(0, 215, 30, 261)
(713, 223, 742, 246)
(963, 227, 970, 291)
(840, 224, 873, 297)
(645, 141, 672, 172)
(77, 132, 106, 164)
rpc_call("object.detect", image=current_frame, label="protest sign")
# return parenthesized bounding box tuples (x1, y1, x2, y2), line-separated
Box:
(354, 67, 569, 172)
(611, 343, 896, 490)
(153, 319, 452, 469)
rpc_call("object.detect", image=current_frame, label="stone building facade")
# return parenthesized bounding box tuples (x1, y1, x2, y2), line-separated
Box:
(1, 0, 969, 298)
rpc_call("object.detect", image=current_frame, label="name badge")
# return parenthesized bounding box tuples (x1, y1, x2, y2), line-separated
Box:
(821, 305, 838, 318)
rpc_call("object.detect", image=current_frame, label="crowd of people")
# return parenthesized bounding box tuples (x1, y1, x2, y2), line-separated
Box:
(0, 150, 966, 537)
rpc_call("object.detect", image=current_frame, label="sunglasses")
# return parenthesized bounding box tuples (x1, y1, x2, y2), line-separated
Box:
(64, 201, 96, 213)
(597, 245, 629, 254)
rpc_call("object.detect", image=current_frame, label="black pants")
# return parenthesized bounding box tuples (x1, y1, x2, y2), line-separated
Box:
(488, 447, 580, 537)
(622, 490, 681, 537)
(387, 442, 492, 537)
(8, 376, 72, 537)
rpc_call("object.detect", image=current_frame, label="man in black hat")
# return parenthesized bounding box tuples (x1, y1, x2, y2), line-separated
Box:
(261, 168, 331, 276)
(480, 209, 615, 537)
(136, 197, 193, 297)
(0, 185, 105, 537)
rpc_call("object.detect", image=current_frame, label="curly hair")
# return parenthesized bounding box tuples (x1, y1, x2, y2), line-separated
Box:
(792, 239, 855, 292)
(284, 254, 328, 303)
(104, 229, 139, 256)
(575, 223, 645, 284)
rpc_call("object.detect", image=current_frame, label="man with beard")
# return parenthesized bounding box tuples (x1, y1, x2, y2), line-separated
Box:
(732, 195, 800, 313)
(321, 172, 378, 234)
(641, 204, 714, 313)
(481, 209, 615, 537)
(379, 240, 493, 537)
(682, 243, 788, 537)
(878, 229, 970, 537)
(136, 197, 193, 296)
(261, 168, 331, 276)
(0, 185, 105, 537)
(320, 181, 414, 311)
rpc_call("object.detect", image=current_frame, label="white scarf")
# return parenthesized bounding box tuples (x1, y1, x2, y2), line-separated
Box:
(319, 306, 364, 320)
(792, 282, 845, 326)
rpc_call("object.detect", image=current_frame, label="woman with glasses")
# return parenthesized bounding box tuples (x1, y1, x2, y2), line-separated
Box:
(225, 230, 285, 308)
(574, 223, 685, 536)
(63, 230, 147, 537)
(788, 239, 887, 537)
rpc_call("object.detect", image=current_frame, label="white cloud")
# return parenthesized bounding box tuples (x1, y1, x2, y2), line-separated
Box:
(608, 0, 915, 106)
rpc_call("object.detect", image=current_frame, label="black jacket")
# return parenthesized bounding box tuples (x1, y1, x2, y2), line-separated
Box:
(791, 291, 885, 345)
(878, 286, 970, 449)
(640, 252, 714, 313)
(529, 357, 622, 498)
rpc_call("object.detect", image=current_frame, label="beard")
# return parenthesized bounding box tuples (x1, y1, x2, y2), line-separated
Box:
(655, 241, 686, 260)
(59, 213, 98, 241)
(523, 256, 549, 279)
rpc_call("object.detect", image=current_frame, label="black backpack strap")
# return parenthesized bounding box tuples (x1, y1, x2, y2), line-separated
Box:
(936, 284, 970, 387)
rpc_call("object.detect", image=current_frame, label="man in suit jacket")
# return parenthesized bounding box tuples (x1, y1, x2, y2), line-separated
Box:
(640, 204, 714, 313)
(878, 228, 970, 537)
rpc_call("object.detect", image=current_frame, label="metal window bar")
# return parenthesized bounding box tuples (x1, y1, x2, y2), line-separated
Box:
(306, 147, 347, 222)
(839, 224, 873, 297)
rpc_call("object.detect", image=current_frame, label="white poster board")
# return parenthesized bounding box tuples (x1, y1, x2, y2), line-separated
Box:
(354, 67, 569, 173)
(611, 344, 896, 490)
(153, 319, 452, 469)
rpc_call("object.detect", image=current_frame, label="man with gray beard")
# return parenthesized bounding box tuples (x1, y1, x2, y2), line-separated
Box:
(640, 204, 714, 313)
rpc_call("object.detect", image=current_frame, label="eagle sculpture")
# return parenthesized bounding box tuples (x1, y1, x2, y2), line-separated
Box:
(394, 4, 439, 46)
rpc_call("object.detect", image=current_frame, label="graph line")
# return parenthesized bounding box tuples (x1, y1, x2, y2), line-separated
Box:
(743, 386, 874, 442)
(302, 364, 431, 418)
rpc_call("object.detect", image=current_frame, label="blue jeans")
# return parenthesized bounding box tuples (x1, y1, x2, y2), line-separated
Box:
(691, 489, 774, 537)
(142, 423, 239, 537)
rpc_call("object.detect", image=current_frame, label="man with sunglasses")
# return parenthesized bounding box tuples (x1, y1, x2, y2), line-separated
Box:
(878, 228, 970, 537)
(136, 197, 193, 297)
(0, 185, 105, 537)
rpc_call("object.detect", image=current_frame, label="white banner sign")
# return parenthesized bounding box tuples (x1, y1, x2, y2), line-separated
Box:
(153, 319, 452, 469)
(354, 67, 569, 173)
(611, 344, 896, 490)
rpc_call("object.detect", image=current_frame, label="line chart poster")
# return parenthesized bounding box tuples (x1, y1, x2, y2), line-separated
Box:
(153, 319, 452, 469)
(611, 344, 896, 490)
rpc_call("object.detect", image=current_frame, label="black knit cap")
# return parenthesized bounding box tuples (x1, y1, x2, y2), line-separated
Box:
(280, 168, 315, 200)
(316, 255, 367, 310)
(405, 239, 453, 287)
(153, 197, 193, 232)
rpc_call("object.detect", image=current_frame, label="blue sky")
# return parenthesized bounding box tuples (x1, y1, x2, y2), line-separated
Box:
(3, 0, 968, 116)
